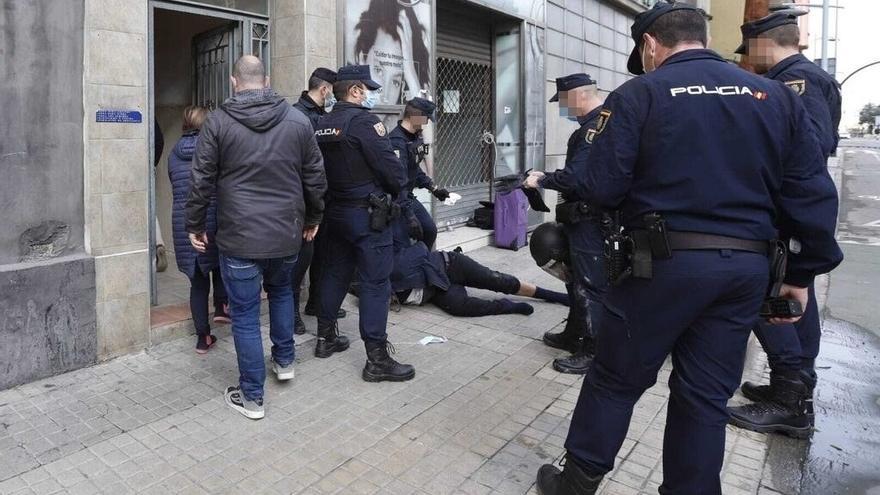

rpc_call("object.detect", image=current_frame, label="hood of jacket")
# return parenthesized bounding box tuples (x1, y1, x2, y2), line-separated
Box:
(172, 131, 199, 162)
(221, 89, 289, 132)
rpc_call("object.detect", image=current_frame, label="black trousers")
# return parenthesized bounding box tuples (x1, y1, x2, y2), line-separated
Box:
(291, 238, 314, 303)
(190, 268, 226, 335)
(429, 252, 521, 317)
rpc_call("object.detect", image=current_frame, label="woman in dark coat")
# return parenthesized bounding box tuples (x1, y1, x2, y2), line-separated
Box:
(169, 105, 228, 353)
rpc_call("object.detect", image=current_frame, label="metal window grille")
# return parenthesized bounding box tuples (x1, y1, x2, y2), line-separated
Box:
(251, 21, 269, 71)
(435, 57, 494, 188)
(193, 24, 236, 109)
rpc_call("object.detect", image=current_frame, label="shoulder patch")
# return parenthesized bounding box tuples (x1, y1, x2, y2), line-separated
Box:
(373, 122, 387, 137)
(585, 129, 597, 144)
(595, 110, 612, 135)
(784, 79, 806, 96)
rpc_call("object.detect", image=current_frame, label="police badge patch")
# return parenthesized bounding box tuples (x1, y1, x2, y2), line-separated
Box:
(785, 79, 806, 96)
(585, 129, 597, 144)
(595, 110, 612, 135)
(373, 122, 387, 136)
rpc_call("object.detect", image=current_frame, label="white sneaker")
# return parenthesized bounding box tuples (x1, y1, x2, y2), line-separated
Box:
(224, 386, 264, 420)
(273, 360, 295, 381)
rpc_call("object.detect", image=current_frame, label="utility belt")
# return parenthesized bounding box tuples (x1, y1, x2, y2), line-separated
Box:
(555, 201, 600, 225)
(605, 213, 771, 286)
(331, 193, 400, 231)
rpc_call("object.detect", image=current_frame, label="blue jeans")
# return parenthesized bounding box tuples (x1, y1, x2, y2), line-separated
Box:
(220, 254, 297, 401)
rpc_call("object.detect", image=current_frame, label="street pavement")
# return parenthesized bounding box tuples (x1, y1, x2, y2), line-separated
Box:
(1, 142, 878, 494)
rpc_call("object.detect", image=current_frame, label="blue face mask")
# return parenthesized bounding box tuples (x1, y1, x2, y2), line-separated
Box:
(566, 115, 579, 122)
(324, 93, 337, 110)
(362, 90, 380, 109)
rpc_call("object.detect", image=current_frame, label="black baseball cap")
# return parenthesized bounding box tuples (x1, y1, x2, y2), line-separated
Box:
(310, 67, 337, 84)
(735, 9, 806, 55)
(406, 97, 437, 122)
(549, 73, 597, 102)
(627, 1, 704, 75)
(336, 64, 381, 90)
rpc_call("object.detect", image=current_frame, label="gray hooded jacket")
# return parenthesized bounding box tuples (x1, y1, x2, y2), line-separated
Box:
(186, 89, 327, 259)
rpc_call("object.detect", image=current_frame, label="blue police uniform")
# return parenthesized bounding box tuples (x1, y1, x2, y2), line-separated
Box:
(388, 123, 438, 248)
(313, 99, 406, 345)
(558, 45, 842, 494)
(540, 106, 608, 348)
(751, 53, 842, 390)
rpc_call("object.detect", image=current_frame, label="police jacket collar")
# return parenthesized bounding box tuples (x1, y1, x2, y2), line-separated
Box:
(332, 101, 368, 112)
(659, 48, 725, 69)
(765, 53, 809, 80)
(297, 91, 325, 114)
(396, 120, 422, 140)
(578, 107, 603, 126)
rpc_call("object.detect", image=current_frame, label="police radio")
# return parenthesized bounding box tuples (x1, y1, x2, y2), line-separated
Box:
(760, 241, 804, 319)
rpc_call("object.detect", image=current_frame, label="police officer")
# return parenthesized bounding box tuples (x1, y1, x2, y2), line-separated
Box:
(388, 97, 449, 249)
(313, 65, 415, 382)
(524, 74, 607, 375)
(290, 67, 346, 336)
(728, 10, 843, 437)
(535, 3, 842, 494)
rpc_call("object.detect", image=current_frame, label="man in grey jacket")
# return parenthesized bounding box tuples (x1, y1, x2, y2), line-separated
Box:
(186, 55, 327, 420)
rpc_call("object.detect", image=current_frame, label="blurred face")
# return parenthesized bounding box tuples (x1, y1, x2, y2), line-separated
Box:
(410, 114, 429, 127)
(361, 29, 405, 105)
(747, 37, 777, 73)
(558, 88, 589, 118)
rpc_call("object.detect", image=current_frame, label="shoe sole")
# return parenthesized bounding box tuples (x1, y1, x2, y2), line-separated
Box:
(213, 317, 231, 324)
(728, 416, 812, 439)
(224, 393, 265, 420)
(294, 328, 307, 335)
(274, 370, 295, 381)
(314, 341, 350, 358)
(552, 362, 590, 375)
(362, 369, 416, 382)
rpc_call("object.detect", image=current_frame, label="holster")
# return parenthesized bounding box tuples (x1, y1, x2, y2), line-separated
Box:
(555, 201, 593, 225)
(368, 193, 395, 232)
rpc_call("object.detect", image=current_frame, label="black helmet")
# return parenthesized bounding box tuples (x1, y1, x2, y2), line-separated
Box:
(530, 223, 569, 266)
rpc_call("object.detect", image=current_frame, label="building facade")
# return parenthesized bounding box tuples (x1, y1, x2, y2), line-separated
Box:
(2, 0, 722, 389)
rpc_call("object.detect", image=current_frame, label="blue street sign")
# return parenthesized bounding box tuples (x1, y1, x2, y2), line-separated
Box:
(95, 110, 143, 124)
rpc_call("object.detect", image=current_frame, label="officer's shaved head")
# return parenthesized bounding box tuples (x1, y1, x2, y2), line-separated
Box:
(646, 10, 708, 48)
(231, 55, 267, 91)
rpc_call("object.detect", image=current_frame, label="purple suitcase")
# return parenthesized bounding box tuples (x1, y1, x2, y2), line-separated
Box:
(494, 189, 528, 251)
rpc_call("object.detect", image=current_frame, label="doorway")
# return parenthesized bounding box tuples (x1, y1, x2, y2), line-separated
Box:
(148, 1, 269, 326)
(434, 0, 523, 229)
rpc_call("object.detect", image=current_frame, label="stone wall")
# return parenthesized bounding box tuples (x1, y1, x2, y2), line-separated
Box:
(83, 0, 151, 359)
(271, 0, 338, 101)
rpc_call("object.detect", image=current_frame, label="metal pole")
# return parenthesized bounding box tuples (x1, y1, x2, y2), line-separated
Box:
(821, 0, 830, 72)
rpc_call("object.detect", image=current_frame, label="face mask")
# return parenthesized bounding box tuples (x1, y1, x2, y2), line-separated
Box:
(566, 115, 579, 122)
(324, 93, 336, 110)
(362, 90, 379, 109)
(640, 39, 657, 73)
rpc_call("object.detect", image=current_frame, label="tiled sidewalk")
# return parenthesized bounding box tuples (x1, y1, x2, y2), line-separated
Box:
(0, 247, 777, 495)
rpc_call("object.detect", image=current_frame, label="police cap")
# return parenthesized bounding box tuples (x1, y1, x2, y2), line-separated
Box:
(530, 223, 569, 267)
(549, 73, 597, 102)
(310, 67, 337, 84)
(734, 9, 807, 55)
(406, 97, 437, 122)
(627, 1, 703, 75)
(336, 64, 382, 90)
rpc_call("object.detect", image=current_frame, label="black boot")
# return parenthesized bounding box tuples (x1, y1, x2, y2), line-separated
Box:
(536, 454, 603, 495)
(728, 376, 812, 439)
(314, 319, 350, 358)
(543, 318, 583, 353)
(294, 291, 307, 335)
(552, 337, 595, 375)
(363, 341, 415, 382)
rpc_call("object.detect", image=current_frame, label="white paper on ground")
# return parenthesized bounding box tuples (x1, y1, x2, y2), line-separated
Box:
(419, 335, 448, 346)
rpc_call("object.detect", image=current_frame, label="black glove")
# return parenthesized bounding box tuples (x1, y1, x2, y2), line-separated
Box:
(432, 187, 450, 202)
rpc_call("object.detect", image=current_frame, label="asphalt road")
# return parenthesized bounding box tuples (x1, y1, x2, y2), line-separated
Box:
(764, 139, 880, 495)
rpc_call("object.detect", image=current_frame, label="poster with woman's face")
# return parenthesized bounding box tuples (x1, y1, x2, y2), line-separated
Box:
(344, 0, 433, 106)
